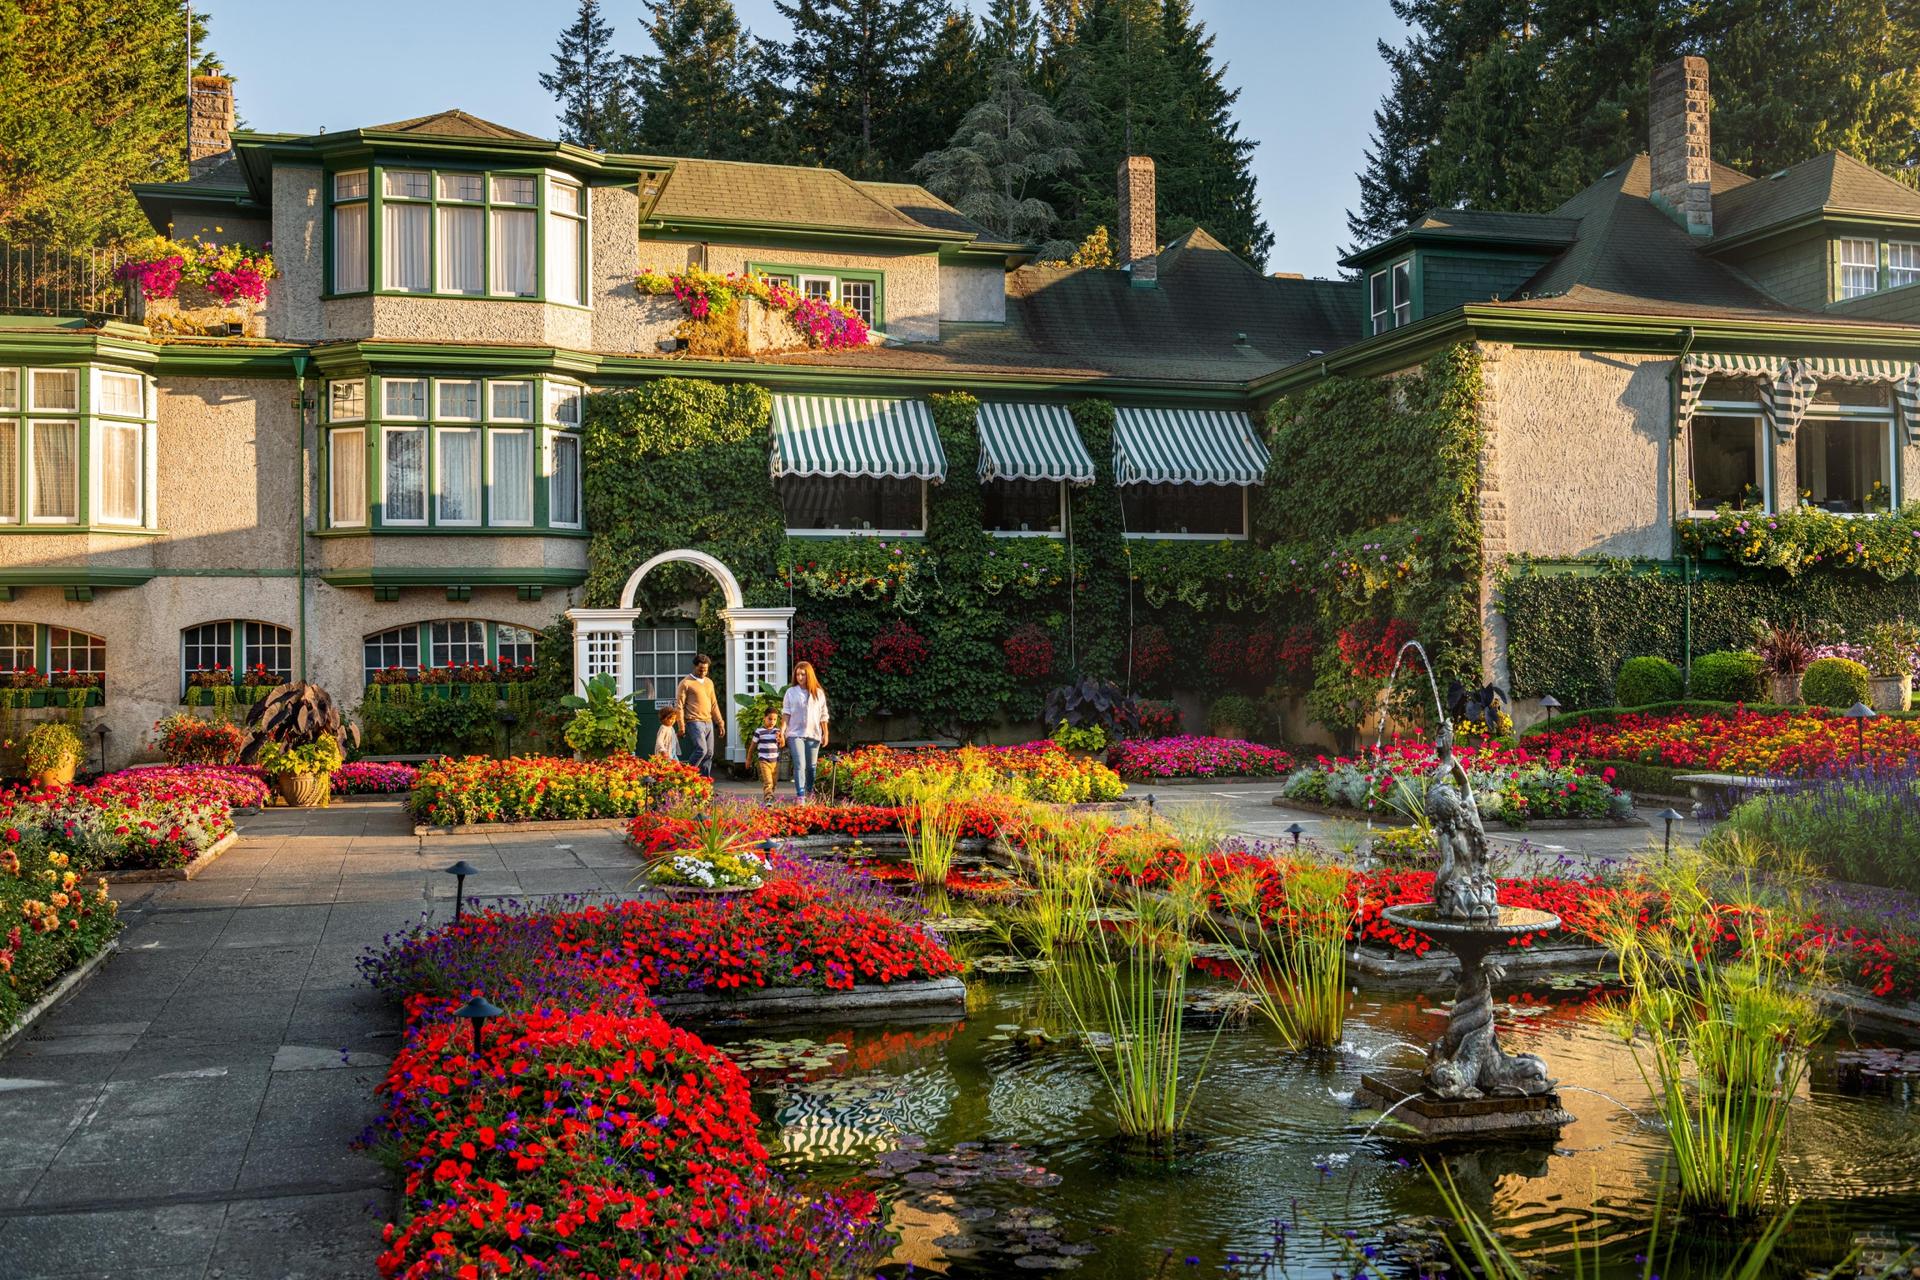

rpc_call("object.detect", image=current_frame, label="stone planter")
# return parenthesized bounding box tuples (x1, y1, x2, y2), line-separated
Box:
(141, 282, 267, 338)
(1869, 673, 1913, 713)
(275, 772, 331, 808)
(32, 759, 78, 788)
(1210, 723, 1246, 742)
(1767, 673, 1804, 706)
(655, 882, 759, 901)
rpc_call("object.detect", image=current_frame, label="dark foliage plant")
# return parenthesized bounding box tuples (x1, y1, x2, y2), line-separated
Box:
(240, 682, 358, 764)
(1043, 677, 1143, 739)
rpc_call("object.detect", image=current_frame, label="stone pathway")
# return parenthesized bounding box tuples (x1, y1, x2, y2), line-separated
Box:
(0, 801, 641, 1280)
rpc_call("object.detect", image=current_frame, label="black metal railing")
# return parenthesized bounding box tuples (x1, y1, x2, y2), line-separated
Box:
(0, 240, 137, 320)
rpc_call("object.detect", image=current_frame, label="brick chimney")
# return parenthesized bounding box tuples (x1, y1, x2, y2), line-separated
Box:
(1116, 155, 1158, 286)
(1649, 56, 1712, 236)
(189, 75, 235, 174)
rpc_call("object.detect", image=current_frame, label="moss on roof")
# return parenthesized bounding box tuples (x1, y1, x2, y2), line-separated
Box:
(650, 160, 941, 237)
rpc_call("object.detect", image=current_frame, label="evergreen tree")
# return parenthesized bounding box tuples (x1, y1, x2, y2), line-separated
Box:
(0, 0, 218, 249)
(914, 57, 1082, 254)
(771, 0, 951, 178)
(887, 11, 983, 173)
(539, 0, 633, 150)
(1158, 0, 1270, 264)
(627, 0, 760, 159)
(982, 0, 1041, 70)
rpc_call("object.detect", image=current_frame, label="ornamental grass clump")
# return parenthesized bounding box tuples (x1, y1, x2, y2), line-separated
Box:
(1218, 861, 1352, 1049)
(1591, 845, 1828, 1220)
(1010, 808, 1106, 954)
(1045, 821, 1224, 1152)
(902, 773, 969, 889)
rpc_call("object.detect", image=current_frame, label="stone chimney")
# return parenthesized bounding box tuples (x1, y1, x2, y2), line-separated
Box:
(1116, 155, 1157, 286)
(1649, 56, 1712, 236)
(189, 75, 235, 173)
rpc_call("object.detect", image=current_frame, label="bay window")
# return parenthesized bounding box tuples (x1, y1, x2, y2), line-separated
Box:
(96, 421, 143, 524)
(28, 421, 76, 522)
(1688, 413, 1766, 513)
(328, 165, 584, 301)
(777, 475, 924, 534)
(326, 375, 586, 531)
(1120, 483, 1248, 537)
(0, 366, 154, 530)
(1797, 414, 1895, 513)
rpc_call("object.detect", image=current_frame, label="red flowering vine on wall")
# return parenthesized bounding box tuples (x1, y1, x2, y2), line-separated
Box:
(870, 619, 929, 676)
(1338, 617, 1415, 679)
(791, 618, 837, 677)
(1129, 625, 1174, 683)
(1003, 624, 1056, 681)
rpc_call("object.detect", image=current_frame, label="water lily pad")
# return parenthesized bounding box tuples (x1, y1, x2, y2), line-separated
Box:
(927, 915, 997, 934)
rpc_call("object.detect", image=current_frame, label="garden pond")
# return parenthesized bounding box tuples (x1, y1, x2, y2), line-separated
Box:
(707, 908, 1920, 1278)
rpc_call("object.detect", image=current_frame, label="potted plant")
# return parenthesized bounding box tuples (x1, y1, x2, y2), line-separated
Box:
(1050, 720, 1109, 759)
(239, 682, 359, 807)
(561, 674, 639, 759)
(23, 720, 85, 787)
(1043, 676, 1144, 747)
(641, 811, 769, 898)
(1860, 619, 1920, 712)
(1206, 693, 1261, 741)
(1751, 620, 1814, 705)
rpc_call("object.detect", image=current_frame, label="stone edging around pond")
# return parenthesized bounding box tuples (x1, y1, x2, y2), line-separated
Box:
(648, 976, 968, 1027)
(104, 830, 240, 883)
(1272, 797, 1647, 831)
(417, 817, 634, 836)
(0, 939, 117, 1060)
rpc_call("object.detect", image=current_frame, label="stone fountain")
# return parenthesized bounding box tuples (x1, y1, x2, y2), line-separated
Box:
(1352, 721, 1574, 1141)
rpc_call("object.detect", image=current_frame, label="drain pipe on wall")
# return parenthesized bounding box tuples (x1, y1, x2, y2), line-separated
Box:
(290, 353, 311, 682)
(1671, 327, 1695, 697)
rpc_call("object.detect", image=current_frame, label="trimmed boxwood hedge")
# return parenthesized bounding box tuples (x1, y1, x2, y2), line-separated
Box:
(1802, 656, 1871, 709)
(1687, 651, 1765, 703)
(1614, 656, 1682, 707)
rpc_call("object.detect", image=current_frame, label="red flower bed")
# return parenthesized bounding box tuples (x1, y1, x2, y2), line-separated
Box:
(627, 800, 1011, 854)
(1524, 705, 1920, 778)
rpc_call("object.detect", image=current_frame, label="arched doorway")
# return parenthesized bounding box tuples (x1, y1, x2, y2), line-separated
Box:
(565, 550, 793, 763)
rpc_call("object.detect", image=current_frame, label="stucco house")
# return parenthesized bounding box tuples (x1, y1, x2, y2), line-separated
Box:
(5, 55, 1920, 764)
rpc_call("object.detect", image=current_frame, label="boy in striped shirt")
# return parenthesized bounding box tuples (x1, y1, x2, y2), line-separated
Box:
(751, 708, 782, 800)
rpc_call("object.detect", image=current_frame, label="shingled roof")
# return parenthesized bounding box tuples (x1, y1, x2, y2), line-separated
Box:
(650, 160, 960, 239)
(857, 181, 1005, 241)
(363, 110, 543, 141)
(1712, 150, 1920, 243)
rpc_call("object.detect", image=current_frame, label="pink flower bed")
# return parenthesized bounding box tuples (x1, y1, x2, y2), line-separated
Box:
(331, 761, 418, 794)
(1106, 735, 1293, 780)
(96, 765, 271, 811)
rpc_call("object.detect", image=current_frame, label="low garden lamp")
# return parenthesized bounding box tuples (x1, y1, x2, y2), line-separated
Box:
(1286, 822, 1304, 849)
(1844, 702, 1875, 763)
(1656, 808, 1686, 858)
(1537, 694, 1561, 732)
(1146, 793, 1157, 826)
(444, 860, 481, 921)
(92, 722, 110, 774)
(496, 700, 519, 756)
(455, 994, 504, 1059)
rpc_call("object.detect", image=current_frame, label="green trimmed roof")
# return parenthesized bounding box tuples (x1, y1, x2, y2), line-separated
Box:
(361, 110, 544, 141)
(647, 159, 967, 242)
(1711, 150, 1920, 245)
(1341, 207, 1580, 267)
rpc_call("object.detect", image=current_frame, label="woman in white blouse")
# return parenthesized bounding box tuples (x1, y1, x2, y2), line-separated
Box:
(779, 661, 829, 800)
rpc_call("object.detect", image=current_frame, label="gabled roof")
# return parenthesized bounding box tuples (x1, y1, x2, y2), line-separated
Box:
(1711, 150, 1920, 246)
(362, 110, 543, 141)
(647, 159, 972, 243)
(1341, 207, 1580, 267)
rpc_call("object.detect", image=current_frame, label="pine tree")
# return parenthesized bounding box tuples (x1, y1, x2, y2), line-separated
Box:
(771, 0, 951, 178)
(627, 0, 760, 159)
(914, 57, 1082, 254)
(539, 0, 633, 151)
(982, 0, 1041, 70)
(1158, 0, 1270, 264)
(0, 0, 219, 248)
(886, 11, 983, 173)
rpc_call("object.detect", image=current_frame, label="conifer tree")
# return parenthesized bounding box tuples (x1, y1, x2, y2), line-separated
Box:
(982, 0, 1042, 70)
(771, 0, 950, 178)
(1158, 0, 1270, 264)
(914, 57, 1082, 254)
(540, 0, 633, 151)
(627, 0, 760, 159)
(887, 12, 983, 173)
(0, 0, 220, 248)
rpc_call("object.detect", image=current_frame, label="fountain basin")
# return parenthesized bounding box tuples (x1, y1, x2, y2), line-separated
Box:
(1382, 903, 1560, 941)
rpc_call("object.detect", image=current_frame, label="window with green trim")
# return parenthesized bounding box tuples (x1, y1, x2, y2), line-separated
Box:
(323, 375, 583, 532)
(749, 262, 883, 328)
(326, 164, 587, 305)
(180, 620, 293, 696)
(0, 365, 156, 531)
(362, 619, 540, 685)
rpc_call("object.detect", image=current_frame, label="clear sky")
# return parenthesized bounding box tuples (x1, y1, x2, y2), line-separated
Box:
(198, 0, 1406, 277)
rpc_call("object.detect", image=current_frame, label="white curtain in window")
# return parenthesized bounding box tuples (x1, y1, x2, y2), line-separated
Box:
(438, 206, 484, 294)
(490, 381, 534, 421)
(334, 203, 368, 293)
(383, 202, 431, 292)
(546, 213, 581, 305)
(29, 421, 76, 520)
(385, 427, 427, 522)
(30, 370, 77, 411)
(491, 429, 533, 524)
(97, 372, 143, 418)
(437, 428, 482, 523)
(0, 369, 18, 411)
(551, 434, 581, 525)
(98, 422, 142, 524)
(330, 428, 366, 526)
(384, 379, 427, 419)
(0, 423, 14, 522)
(491, 209, 536, 296)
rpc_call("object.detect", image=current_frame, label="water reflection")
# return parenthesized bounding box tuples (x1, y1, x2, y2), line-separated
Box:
(726, 977, 1920, 1279)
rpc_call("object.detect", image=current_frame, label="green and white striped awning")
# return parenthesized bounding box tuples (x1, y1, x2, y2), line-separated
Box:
(769, 395, 948, 482)
(1112, 407, 1269, 487)
(976, 403, 1095, 484)
(1677, 353, 1920, 442)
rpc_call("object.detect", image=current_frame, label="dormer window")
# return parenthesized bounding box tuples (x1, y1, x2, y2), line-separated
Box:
(1890, 241, 1920, 289)
(754, 263, 882, 329)
(1369, 258, 1412, 335)
(326, 165, 586, 305)
(1839, 238, 1879, 298)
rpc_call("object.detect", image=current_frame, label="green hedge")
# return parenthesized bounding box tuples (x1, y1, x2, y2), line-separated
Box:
(1527, 699, 1920, 737)
(1501, 562, 1920, 706)
(1614, 656, 1681, 707)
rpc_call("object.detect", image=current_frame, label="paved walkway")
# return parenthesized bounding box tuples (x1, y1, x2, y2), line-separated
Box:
(0, 802, 641, 1280)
